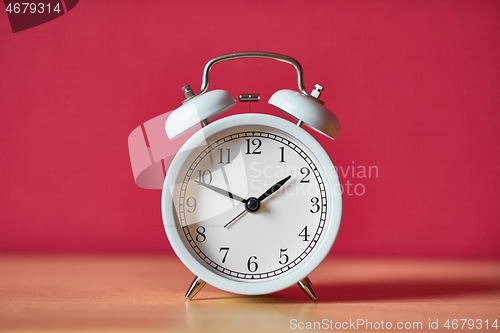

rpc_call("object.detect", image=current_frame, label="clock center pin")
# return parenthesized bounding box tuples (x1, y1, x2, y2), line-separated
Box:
(245, 197, 260, 212)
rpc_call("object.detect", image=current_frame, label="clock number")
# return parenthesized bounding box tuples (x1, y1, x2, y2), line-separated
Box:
(218, 148, 231, 164)
(247, 256, 258, 272)
(310, 197, 320, 213)
(300, 167, 310, 183)
(279, 248, 289, 265)
(186, 197, 197, 213)
(219, 247, 229, 263)
(196, 169, 212, 185)
(279, 147, 285, 162)
(245, 138, 262, 154)
(195, 226, 206, 242)
(299, 226, 310, 242)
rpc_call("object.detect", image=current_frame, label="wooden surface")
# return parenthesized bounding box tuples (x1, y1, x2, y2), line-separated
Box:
(0, 256, 499, 332)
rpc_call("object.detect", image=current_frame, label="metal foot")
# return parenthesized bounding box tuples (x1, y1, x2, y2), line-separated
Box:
(297, 277, 318, 302)
(185, 276, 206, 300)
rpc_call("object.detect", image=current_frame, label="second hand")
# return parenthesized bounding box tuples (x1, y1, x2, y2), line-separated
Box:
(223, 210, 247, 229)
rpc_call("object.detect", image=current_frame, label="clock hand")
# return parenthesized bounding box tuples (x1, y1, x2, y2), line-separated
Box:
(223, 209, 247, 229)
(257, 175, 292, 202)
(194, 180, 247, 203)
(223, 175, 292, 229)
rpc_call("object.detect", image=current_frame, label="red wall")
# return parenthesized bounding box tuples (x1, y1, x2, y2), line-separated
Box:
(1, 0, 499, 257)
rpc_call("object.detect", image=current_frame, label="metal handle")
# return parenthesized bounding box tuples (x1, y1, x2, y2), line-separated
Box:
(194, 52, 308, 97)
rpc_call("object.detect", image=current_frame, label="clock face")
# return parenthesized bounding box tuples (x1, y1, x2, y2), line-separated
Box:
(168, 123, 330, 282)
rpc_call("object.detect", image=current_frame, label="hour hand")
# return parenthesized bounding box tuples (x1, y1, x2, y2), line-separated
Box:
(257, 175, 292, 202)
(194, 181, 247, 203)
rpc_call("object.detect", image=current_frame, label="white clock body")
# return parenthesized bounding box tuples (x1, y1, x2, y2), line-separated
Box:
(162, 113, 342, 295)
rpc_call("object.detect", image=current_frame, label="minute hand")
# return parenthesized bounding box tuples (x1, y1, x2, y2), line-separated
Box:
(194, 181, 247, 203)
(257, 175, 292, 202)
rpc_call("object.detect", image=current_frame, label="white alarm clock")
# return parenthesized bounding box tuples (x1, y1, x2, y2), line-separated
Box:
(129, 52, 342, 301)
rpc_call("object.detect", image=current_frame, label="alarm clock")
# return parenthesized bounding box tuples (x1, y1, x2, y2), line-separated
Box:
(128, 52, 342, 301)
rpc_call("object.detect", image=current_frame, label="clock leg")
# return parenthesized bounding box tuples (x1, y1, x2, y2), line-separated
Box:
(297, 277, 318, 302)
(185, 276, 206, 300)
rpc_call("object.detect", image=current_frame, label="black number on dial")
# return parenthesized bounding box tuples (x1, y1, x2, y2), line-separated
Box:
(197, 170, 212, 185)
(279, 146, 285, 162)
(247, 256, 258, 272)
(299, 226, 310, 242)
(245, 138, 262, 154)
(196, 226, 206, 242)
(186, 197, 197, 213)
(279, 248, 289, 264)
(310, 197, 320, 213)
(219, 247, 229, 263)
(300, 167, 310, 183)
(218, 148, 231, 164)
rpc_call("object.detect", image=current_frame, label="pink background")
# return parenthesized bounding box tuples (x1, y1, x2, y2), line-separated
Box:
(1, 0, 499, 257)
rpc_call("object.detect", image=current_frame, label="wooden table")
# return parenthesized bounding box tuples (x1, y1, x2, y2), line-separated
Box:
(0, 256, 499, 332)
